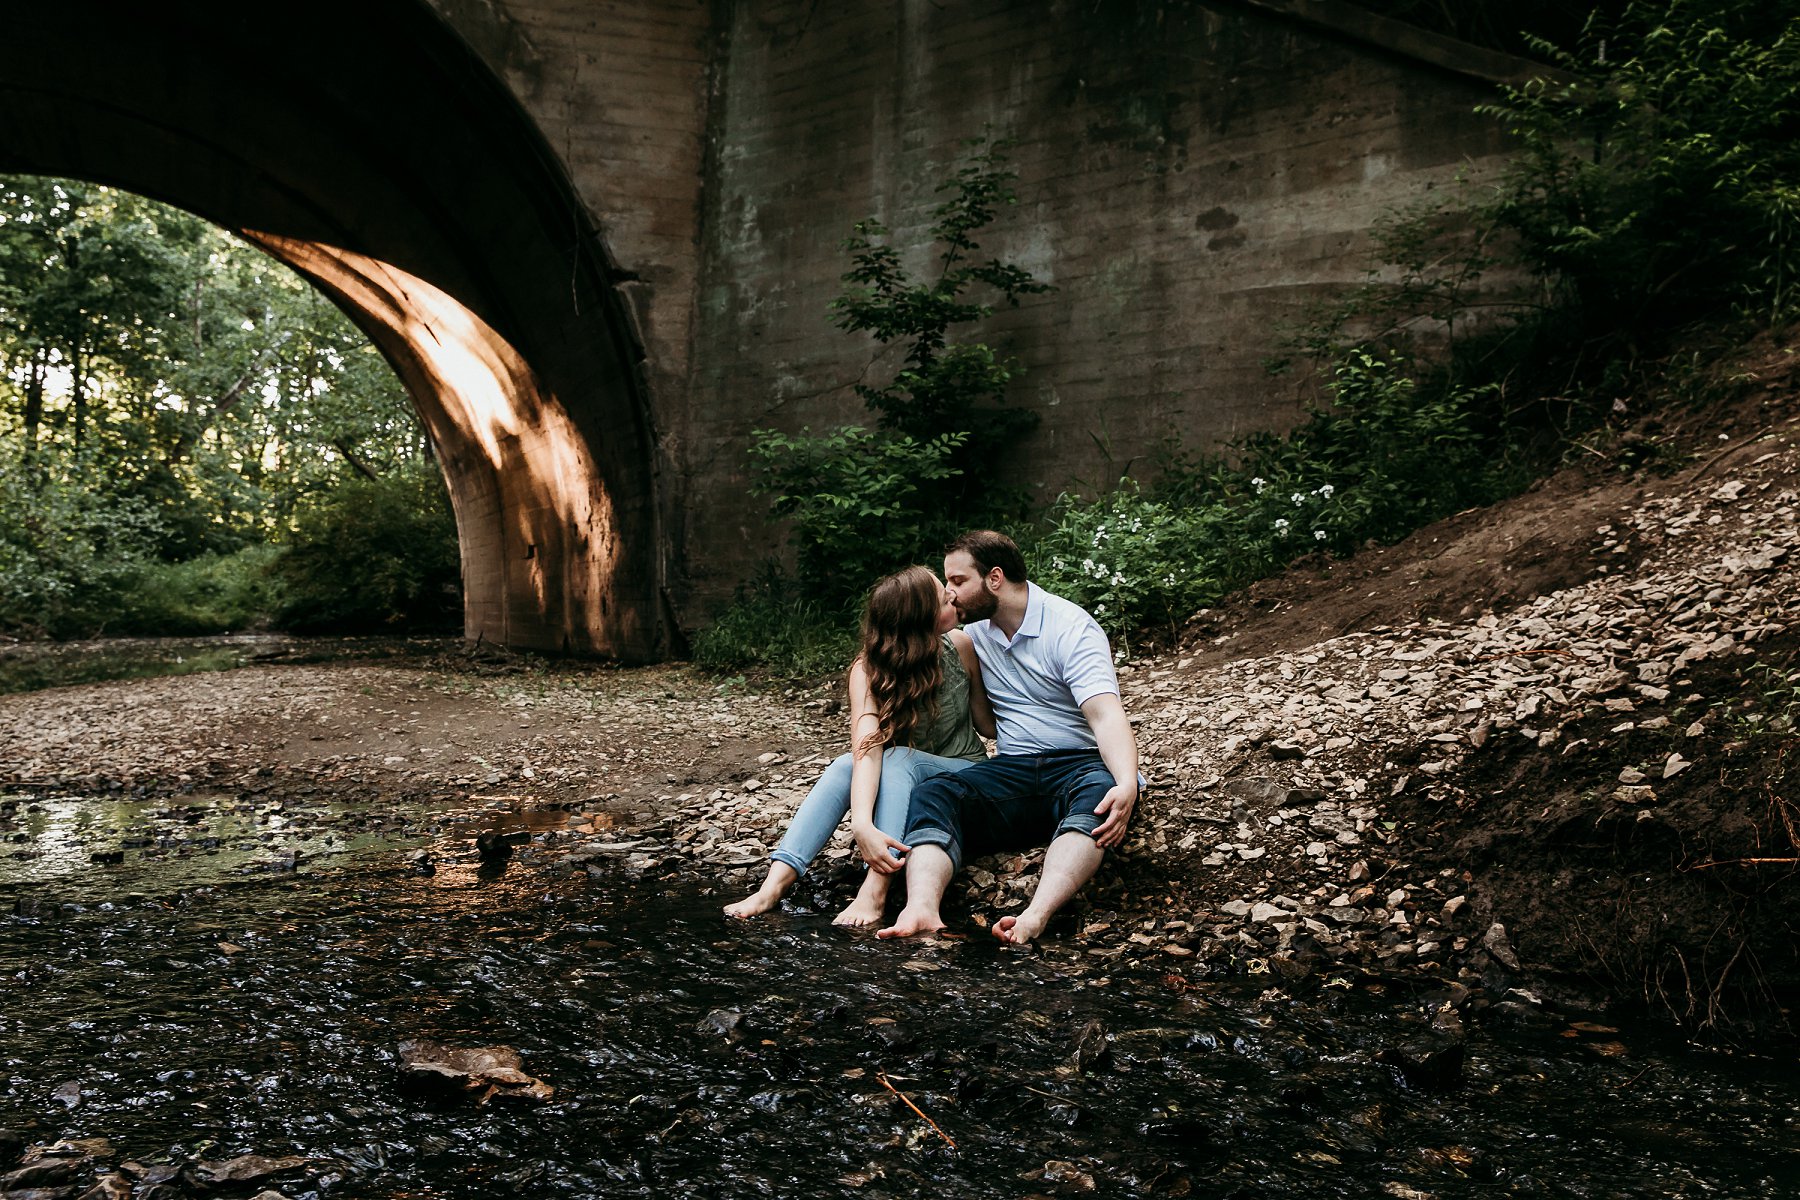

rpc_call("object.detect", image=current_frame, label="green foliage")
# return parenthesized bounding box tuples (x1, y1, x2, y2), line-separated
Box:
(1292, 1, 1800, 410)
(749, 425, 967, 592)
(831, 139, 1051, 456)
(0, 463, 165, 637)
(1482, 2, 1800, 339)
(746, 138, 1049, 616)
(1033, 351, 1510, 644)
(0, 175, 439, 639)
(1027, 485, 1228, 648)
(272, 468, 460, 634)
(689, 568, 859, 677)
(109, 546, 285, 636)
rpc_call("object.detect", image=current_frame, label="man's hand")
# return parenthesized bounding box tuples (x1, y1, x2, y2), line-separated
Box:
(853, 822, 909, 875)
(1090, 782, 1137, 848)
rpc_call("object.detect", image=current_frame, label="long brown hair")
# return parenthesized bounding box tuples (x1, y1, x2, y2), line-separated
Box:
(857, 565, 944, 755)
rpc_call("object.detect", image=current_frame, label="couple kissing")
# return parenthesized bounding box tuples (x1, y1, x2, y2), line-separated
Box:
(725, 530, 1139, 947)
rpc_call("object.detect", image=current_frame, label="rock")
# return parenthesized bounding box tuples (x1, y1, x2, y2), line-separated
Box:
(1377, 1034, 1466, 1091)
(1482, 922, 1521, 971)
(1071, 1019, 1111, 1074)
(1035, 1160, 1097, 1190)
(2, 1158, 80, 1190)
(1662, 753, 1691, 779)
(1440, 895, 1467, 921)
(1250, 902, 1289, 923)
(696, 1009, 744, 1041)
(76, 1175, 134, 1200)
(193, 1155, 308, 1186)
(395, 1040, 554, 1105)
(474, 831, 527, 861)
(1220, 900, 1251, 918)
(408, 849, 436, 876)
(1617, 767, 1647, 785)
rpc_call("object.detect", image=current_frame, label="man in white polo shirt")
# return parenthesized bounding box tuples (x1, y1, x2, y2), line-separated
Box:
(878, 529, 1139, 946)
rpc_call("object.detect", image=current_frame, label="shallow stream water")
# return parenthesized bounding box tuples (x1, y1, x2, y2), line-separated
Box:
(2, 792, 1796, 1198)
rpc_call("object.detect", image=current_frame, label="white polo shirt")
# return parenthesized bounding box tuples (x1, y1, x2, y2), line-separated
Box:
(964, 582, 1120, 755)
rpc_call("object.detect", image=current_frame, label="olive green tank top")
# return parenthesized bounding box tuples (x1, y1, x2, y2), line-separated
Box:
(917, 633, 987, 762)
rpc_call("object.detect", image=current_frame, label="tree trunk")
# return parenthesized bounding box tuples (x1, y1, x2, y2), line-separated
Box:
(71, 344, 85, 453)
(22, 347, 45, 458)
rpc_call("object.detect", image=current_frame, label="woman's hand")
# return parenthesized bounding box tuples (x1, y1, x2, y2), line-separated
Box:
(852, 822, 909, 875)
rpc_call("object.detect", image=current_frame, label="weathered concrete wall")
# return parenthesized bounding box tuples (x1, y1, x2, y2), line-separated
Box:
(677, 0, 1513, 616)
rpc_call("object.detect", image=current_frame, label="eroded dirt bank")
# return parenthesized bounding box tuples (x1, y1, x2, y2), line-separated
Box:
(3, 398, 1796, 1041)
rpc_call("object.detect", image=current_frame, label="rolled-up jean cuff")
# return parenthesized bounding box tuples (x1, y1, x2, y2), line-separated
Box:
(904, 827, 961, 873)
(1055, 811, 1104, 842)
(769, 849, 810, 876)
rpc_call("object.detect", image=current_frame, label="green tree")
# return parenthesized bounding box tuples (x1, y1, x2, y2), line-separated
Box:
(0, 175, 454, 637)
(751, 138, 1050, 604)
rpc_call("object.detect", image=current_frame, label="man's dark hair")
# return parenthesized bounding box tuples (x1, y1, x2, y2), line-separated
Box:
(946, 529, 1028, 583)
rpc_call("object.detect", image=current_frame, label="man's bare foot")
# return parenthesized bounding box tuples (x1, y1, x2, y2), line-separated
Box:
(991, 912, 1047, 945)
(833, 895, 886, 927)
(876, 908, 946, 939)
(723, 886, 784, 919)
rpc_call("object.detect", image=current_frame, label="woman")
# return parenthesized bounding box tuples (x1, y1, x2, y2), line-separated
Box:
(724, 565, 994, 926)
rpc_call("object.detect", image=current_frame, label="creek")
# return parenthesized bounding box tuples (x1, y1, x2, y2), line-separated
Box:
(1, 791, 1795, 1198)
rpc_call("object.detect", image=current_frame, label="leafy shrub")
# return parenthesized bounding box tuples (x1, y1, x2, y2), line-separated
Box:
(749, 138, 1047, 612)
(272, 468, 460, 633)
(749, 425, 967, 596)
(1027, 485, 1228, 649)
(0, 468, 166, 638)
(1033, 350, 1511, 645)
(689, 567, 859, 677)
(1484, 2, 1800, 340)
(110, 545, 285, 636)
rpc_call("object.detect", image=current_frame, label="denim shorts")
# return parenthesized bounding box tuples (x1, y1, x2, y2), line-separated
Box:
(904, 749, 1118, 872)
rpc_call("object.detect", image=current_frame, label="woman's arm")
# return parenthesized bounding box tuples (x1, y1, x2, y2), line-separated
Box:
(951, 629, 996, 741)
(846, 659, 907, 873)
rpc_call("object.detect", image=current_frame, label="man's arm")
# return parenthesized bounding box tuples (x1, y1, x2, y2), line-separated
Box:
(1080, 692, 1139, 848)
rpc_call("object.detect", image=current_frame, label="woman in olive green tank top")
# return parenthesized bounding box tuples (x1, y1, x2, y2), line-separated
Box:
(725, 566, 995, 925)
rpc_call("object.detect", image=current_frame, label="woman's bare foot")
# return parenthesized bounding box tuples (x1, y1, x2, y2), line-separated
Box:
(992, 911, 1047, 945)
(724, 863, 798, 919)
(833, 871, 892, 928)
(877, 907, 946, 939)
(833, 895, 886, 927)
(723, 885, 784, 918)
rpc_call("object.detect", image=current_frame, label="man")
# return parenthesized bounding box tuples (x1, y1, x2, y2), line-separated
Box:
(878, 529, 1139, 945)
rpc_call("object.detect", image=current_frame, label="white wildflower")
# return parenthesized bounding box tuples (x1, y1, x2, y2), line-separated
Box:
(1318, 483, 1335, 498)
(1273, 518, 1290, 533)
(1314, 529, 1327, 541)
(1290, 492, 1306, 505)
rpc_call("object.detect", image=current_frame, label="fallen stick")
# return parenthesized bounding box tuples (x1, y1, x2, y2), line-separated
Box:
(877, 1072, 956, 1149)
(1681, 857, 1799, 871)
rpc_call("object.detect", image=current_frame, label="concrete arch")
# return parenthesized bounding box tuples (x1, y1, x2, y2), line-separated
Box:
(0, 1, 668, 659)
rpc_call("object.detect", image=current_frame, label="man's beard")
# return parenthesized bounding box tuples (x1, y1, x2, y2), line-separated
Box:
(955, 589, 998, 623)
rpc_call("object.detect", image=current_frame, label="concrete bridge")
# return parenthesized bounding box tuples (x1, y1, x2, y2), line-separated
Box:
(1, 1, 1538, 660)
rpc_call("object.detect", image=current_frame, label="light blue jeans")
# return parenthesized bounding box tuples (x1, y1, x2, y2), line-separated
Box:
(769, 746, 980, 877)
